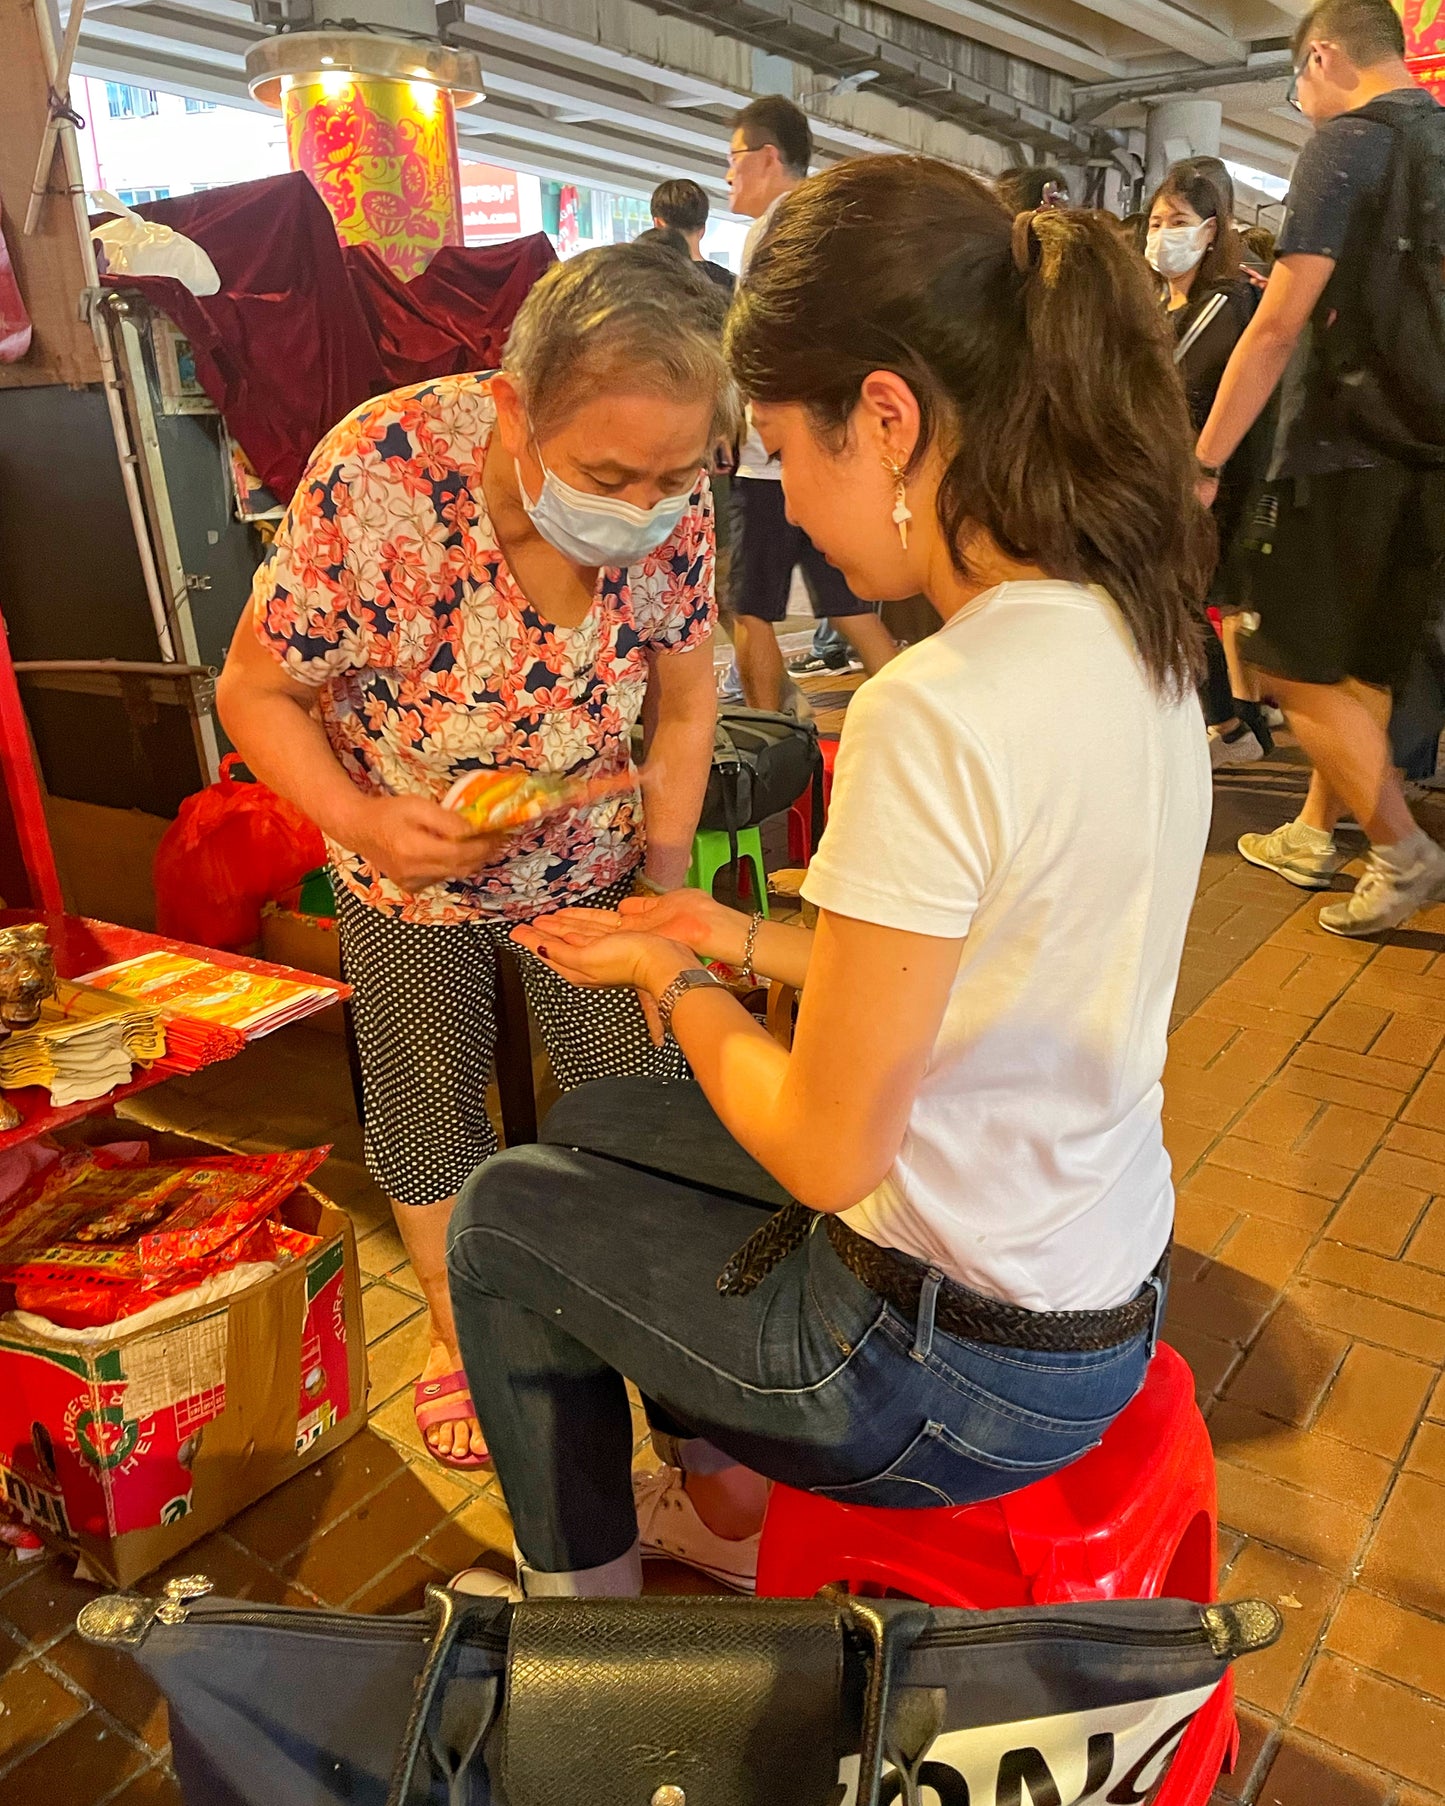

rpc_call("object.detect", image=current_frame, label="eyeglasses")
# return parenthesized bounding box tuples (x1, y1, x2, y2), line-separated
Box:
(726, 144, 767, 172)
(1287, 52, 1311, 112)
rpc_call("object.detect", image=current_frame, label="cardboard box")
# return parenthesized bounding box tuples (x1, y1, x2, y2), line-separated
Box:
(0, 1129, 366, 1586)
(260, 904, 345, 1035)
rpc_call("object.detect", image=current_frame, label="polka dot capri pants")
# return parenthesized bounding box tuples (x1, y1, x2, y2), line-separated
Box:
(336, 874, 688, 1206)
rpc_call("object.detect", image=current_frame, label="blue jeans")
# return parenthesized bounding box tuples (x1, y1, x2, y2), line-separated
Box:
(446, 1079, 1160, 1574)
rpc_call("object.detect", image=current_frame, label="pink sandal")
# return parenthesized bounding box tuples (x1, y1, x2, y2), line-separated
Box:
(414, 1369, 490, 1470)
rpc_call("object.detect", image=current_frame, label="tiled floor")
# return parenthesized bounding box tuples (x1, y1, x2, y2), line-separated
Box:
(1, 715, 1443, 1805)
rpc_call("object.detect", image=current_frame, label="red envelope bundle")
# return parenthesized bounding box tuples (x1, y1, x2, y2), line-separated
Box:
(0, 1145, 329, 1328)
(156, 1015, 248, 1074)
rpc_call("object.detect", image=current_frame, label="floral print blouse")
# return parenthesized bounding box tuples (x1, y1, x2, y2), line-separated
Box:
(252, 374, 715, 924)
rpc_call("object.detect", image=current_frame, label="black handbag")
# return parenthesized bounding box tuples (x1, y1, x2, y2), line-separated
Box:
(77, 1577, 1279, 1806)
(699, 708, 824, 859)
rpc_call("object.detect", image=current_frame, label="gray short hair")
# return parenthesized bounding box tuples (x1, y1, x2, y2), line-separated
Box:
(503, 243, 741, 442)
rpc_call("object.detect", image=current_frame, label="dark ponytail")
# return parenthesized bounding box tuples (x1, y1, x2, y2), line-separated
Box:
(727, 156, 1210, 696)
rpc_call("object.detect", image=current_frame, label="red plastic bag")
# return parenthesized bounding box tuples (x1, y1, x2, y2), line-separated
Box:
(153, 755, 325, 950)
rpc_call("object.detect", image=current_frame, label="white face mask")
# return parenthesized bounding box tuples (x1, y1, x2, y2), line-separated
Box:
(1145, 220, 1213, 279)
(516, 453, 693, 568)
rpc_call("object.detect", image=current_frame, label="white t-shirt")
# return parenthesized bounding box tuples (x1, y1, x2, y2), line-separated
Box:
(801, 581, 1210, 1312)
(735, 196, 785, 482)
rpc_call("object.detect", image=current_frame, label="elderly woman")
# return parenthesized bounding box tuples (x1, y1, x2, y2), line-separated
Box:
(217, 245, 730, 1467)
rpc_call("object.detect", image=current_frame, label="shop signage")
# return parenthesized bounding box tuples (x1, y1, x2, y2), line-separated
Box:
(461, 161, 523, 241)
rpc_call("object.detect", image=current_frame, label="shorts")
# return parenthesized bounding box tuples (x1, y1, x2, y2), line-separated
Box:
(336, 875, 687, 1206)
(1235, 465, 1445, 687)
(726, 475, 875, 622)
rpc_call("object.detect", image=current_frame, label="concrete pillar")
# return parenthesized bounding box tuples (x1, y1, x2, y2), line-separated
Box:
(1144, 97, 1223, 192)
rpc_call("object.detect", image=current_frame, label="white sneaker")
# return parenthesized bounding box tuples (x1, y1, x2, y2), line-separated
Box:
(449, 1566, 523, 1601)
(1260, 703, 1285, 730)
(1318, 834, 1445, 938)
(633, 1466, 759, 1594)
(1209, 726, 1264, 768)
(1238, 820, 1347, 891)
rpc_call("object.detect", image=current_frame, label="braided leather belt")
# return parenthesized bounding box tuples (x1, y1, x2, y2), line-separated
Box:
(718, 1203, 1167, 1354)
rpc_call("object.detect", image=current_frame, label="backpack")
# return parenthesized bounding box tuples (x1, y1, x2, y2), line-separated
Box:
(1320, 95, 1445, 465)
(699, 707, 824, 855)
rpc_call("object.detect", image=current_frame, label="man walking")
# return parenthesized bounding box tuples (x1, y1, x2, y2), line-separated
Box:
(649, 179, 735, 294)
(1196, 0, 1445, 935)
(725, 95, 898, 711)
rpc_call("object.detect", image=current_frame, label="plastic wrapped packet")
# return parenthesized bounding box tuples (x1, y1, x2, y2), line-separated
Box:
(442, 766, 634, 833)
(0, 1146, 329, 1329)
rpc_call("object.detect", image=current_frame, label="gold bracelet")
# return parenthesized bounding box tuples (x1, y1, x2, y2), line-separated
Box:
(741, 911, 764, 985)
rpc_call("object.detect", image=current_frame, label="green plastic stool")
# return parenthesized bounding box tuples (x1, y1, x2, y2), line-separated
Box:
(688, 827, 770, 916)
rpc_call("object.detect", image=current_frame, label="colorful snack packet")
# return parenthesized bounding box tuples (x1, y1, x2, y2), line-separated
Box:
(441, 767, 634, 833)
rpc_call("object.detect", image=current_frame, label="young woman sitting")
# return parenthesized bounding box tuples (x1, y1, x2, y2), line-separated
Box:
(445, 155, 1213, 1599)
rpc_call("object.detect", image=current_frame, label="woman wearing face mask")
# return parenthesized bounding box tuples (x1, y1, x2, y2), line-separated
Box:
(1146, 161, 1275, 766)
(216, 244, 731, 1470)
(440, 158, 1211, 1602)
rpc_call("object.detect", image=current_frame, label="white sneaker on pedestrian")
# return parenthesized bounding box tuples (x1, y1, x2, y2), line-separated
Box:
(1260, 703, 1285, 730)
(633, 1466, 759, 1594)
(1238, 820, 1347, 891)
(1318, 833, 1445, 938)
(1209, 725, 1264, 768)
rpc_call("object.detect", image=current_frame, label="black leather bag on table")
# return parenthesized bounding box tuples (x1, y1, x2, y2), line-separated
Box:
(77, 1578, 1279, 1806)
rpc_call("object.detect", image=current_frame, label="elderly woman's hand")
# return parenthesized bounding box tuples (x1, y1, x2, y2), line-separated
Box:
(346, 794, 505, 892)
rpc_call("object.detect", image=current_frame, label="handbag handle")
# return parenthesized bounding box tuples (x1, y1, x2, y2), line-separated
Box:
(838, 1593, 933, 1806)
(1173, 290, 1228, 366)
(386, 1585, 507, 1806)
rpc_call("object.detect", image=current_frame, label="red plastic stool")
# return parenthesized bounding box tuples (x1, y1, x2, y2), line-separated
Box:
(756, 1344, 1235, 1805)
(785, 737, 841, 867)
(786, 789, 813, 865)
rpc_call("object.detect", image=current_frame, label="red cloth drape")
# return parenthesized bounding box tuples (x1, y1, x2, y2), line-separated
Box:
(96, 172, 556, 500)
(343, 236, 557, 387)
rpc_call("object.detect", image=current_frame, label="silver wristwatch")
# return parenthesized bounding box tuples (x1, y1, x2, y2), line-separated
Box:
(656, 966, 721, 1036)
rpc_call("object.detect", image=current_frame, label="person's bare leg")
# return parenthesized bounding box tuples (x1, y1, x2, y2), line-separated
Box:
(733, 614, 785, 712)
(1297, 769, 1347, 836)
(1221, 614, 1259, 704)
(392, 1195, 486, 1461)
(834, 611, 900, 676)
(1274, 676, 1416, 846)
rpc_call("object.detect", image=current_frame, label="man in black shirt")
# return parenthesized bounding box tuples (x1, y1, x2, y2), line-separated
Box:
(1197, 0, 1445, 936)
(649, 179, 735, 295)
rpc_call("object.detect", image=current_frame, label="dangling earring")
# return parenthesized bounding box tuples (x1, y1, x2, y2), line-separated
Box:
(883, 455, 912, 549)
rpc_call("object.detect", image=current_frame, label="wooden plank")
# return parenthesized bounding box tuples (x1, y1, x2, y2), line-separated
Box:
(0, 0, 102, 388)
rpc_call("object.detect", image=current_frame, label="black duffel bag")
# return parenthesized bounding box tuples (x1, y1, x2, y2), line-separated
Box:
(77, 1577, 1279, 1806)
(700, 707, 824, 861)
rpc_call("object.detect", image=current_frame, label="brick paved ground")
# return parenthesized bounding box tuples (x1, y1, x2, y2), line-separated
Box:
(0, 719, 1442, 1805)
